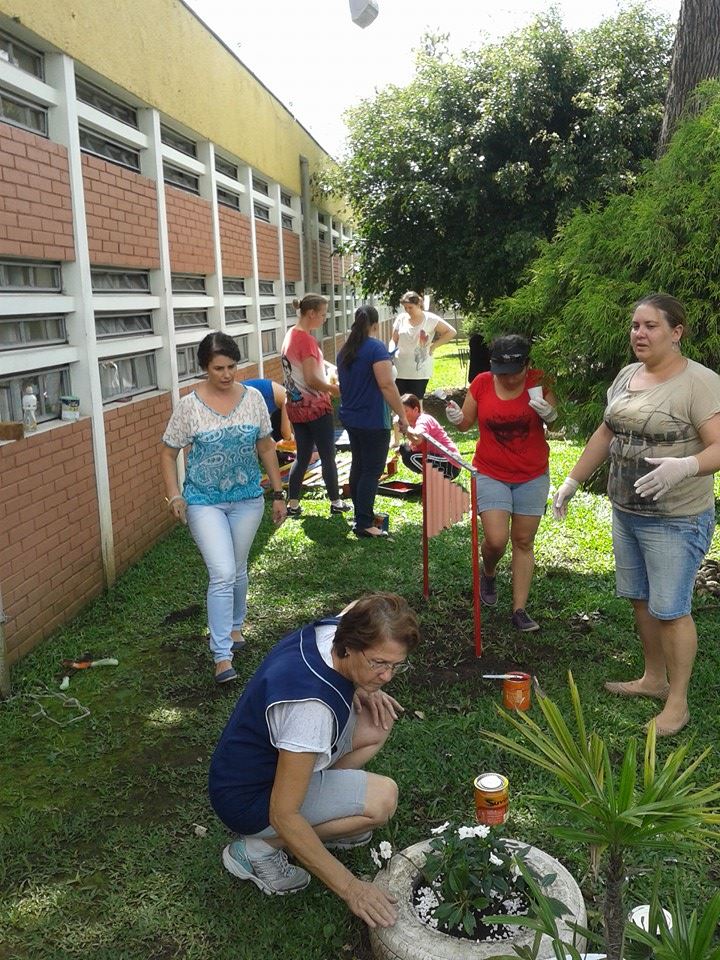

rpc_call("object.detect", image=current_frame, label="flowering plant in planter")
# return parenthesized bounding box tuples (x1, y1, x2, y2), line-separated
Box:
(372, 823, 538, 942)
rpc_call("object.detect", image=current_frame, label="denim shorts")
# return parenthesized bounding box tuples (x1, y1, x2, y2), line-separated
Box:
(475, 471, 550, 516)
(612, 506, 715, 620)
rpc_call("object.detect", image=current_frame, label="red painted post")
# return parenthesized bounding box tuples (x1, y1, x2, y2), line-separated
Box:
(470, 472, 482, 657)
(422, 439, 429, 598)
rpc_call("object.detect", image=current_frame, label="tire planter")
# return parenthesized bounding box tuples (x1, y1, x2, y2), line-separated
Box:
(370, 839, 586, 960)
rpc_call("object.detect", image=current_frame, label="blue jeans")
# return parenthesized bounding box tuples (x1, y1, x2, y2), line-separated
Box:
(347, 427, 390, 531)
(612, 505, 715, 619)
(287, 413, 340, 502)
(187, 497, 265, 662)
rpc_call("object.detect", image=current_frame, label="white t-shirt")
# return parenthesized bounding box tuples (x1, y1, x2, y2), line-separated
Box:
(392, 311, 442, 379)
(266, 623, 354, 772)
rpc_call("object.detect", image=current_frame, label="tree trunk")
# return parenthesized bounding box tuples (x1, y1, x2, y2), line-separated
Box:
(658, 0, 720, 154)
(604, 849, 626, 960)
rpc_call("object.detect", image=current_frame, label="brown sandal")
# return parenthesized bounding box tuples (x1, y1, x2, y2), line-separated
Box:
(604, 680, 670, 701)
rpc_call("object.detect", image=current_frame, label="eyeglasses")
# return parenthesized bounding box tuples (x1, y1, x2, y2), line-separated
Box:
(360, 649, 410, 675)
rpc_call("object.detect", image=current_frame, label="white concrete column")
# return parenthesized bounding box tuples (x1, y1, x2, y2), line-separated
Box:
(273, 182, 287, 340)
(197, 140, 225, 332)
(138, 107, 180, 399)
(44, 52, 116, 587)
(245, 167, 263, 376)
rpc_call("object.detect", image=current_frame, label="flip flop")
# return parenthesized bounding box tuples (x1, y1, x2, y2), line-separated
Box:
(214, 667, 237, 684)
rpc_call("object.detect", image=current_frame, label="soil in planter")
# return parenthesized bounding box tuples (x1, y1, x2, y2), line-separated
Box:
(412, 877, 530, 943)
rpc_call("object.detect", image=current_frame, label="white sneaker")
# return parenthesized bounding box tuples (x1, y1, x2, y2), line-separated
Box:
(222, 840, 310, 895)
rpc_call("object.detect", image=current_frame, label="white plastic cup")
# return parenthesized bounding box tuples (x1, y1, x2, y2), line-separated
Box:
(528, 386, 543, 401)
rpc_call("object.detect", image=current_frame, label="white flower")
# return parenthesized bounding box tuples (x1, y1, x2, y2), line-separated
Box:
(490, 852, 503, 866)
(370, 848, 382, 869)
(379, 840, 393, 861)
(473, 824, 490, 839)
(457, 826, 476, 839)
(430, 821, 450, 834)
(511, 863, 522, 879)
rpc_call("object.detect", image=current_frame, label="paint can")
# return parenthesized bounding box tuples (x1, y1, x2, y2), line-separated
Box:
(373, 512, 389, 533)
(474, 772, 509, 825)
(502, 672, 532, 711)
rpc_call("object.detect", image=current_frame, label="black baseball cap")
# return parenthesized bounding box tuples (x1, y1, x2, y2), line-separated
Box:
(489, 334, 530, 375)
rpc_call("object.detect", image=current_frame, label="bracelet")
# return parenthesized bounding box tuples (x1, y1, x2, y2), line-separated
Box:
(270, 490, 285, 501)
(166, 495, 184, 507)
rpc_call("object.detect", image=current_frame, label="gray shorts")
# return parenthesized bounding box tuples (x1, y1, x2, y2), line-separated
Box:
(254, 713, 367, 838)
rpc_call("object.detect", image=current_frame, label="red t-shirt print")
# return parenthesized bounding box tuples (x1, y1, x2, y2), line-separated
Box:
(469, 369, 549, 483)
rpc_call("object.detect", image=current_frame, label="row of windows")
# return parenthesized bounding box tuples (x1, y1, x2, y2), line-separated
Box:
(0, 262, 300, 297)
(0, 301, 359, 416)
(0, 328, 260, 418)
(0, 308, 285, 344)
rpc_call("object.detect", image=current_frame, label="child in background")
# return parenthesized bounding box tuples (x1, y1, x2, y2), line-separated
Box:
(394, 394, 461, 479)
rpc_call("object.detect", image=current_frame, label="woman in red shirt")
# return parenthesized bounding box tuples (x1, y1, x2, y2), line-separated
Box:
(281, 293, 349, 518)
(446, 334, 558, 631)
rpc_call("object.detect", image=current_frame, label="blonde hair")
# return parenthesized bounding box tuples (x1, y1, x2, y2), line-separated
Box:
(292, 293, 328, 315)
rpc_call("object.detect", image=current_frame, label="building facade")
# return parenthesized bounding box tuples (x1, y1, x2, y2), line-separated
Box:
(0, 0, 392, 664)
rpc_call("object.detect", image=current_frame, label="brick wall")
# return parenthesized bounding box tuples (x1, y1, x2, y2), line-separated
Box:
(283, 229, 301, 281)
(262, 356, 284, 381)
(0, 121, 74, 262)
(219, 207, 252, 277)
(104, 393, 174, 576)
(165, 186, 214, 275)
(82, 154, 159, 269)
(319, 242, 332, 284)
(255, 220, 279, 278)
(0, 420, 104, 663)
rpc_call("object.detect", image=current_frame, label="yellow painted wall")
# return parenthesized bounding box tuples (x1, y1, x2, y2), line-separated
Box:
(0, 0, 341, 205)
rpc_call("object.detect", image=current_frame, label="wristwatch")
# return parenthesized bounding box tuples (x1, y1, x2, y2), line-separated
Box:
(270, 490, 285, 501)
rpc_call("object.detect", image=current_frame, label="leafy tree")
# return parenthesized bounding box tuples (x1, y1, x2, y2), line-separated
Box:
(482, 81, 720, 437)
(659, 0, 720, 152)
(320, 5, 674, 309)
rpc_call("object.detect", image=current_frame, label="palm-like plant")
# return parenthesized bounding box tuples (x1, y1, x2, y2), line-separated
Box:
(482, 672, 720, 960)
(624, 877, 720, 960)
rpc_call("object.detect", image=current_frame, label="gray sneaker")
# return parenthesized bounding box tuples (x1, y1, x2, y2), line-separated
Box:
(222, 840, 311, 895)
(511, 608, 540, 632)
(480, 570, 497, 606)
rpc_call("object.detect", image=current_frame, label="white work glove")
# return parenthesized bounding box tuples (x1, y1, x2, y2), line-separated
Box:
(552, 477, 580, 520)
(634, 456, 699, 501)
(446, 400, 463, 425)
(528, 397, 558, 424)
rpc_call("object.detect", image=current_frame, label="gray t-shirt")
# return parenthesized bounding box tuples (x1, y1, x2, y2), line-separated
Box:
(604, 358, 720, 516)
(266, 623, 355, 772)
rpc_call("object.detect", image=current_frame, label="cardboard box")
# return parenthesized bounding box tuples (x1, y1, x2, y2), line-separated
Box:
(0, 421, 24, 441)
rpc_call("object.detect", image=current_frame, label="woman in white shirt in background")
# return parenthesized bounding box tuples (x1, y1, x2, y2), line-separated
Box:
(391, 291, 456, 399)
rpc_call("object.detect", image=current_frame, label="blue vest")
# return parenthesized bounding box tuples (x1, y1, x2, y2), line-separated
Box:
(208, 618, 354, 834)
(243, 378, 278, 416)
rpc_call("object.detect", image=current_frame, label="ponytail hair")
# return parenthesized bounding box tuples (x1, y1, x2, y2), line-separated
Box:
(338, 304, 379, 368)
(293, 293, 328, 316)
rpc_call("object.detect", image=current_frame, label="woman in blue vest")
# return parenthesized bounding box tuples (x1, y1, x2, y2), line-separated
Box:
(209, 592, 419, 929)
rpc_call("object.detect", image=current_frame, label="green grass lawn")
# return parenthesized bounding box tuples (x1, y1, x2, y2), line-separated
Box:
(1, 343, 718, 960)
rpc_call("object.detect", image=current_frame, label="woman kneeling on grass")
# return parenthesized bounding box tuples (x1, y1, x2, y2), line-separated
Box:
(208, 592, 419, 928)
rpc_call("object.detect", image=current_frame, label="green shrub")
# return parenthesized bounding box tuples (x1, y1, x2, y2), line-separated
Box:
(482, 80, 720, 437)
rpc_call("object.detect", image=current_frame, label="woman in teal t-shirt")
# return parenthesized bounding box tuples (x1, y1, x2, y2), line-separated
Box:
(160, 333, 286, 684)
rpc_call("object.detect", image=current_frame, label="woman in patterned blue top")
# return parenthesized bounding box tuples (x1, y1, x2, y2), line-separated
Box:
(160, 333, 286, 684)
